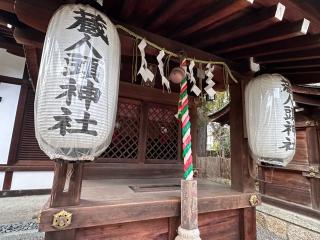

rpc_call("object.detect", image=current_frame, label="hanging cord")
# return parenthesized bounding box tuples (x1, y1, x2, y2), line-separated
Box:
(131, 38, 138, 83)
(115, 24, 238, 84)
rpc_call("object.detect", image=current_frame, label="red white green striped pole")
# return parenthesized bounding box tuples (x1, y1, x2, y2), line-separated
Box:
(178, 76, 193, 181)
(176, 60, 201, 240)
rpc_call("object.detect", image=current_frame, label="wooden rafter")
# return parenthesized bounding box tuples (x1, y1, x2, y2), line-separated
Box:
(195, 3, 285, 48)
(14, 0, 61, 33)
(145, 0, 193, 30)
(292, 85, 320, 96)
(224, 33, 320, 59)
(293, 93, 320, 106)
(211, 19, 310, 54)
(130, 0, 165, 27)
(255, 48, 320, 64)
(208, 104, 230, 124)
(256, 0, 320, 34)
(265, 59, 320, 70)
(0, 0, 14, 13)
(284, 73, 320, 84)
(275, 67, 320, 74)
(120, 0, 138, 20)
(172, 0, 254, 39)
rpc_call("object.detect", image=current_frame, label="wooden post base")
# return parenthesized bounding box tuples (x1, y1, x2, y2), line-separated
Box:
(45, 160, 84, 240)
(175, 179, 201, 240)
(50, 160, 84, 207)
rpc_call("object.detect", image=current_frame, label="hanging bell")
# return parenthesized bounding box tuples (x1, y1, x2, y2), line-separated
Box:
(169, 67, 186, 84)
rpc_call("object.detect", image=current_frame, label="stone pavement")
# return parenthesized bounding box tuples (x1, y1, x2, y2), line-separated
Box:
(257, 203, 320, 240)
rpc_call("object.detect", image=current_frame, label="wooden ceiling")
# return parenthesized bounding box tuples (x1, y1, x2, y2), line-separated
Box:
(0, 0, 320, 87)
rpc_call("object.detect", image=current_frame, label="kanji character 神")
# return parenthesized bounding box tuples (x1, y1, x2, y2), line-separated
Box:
(55, 78, 77, 105)
(78, 80, 101, 110)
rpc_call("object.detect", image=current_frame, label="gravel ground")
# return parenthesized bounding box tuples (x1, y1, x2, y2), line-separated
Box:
(0, 195, 49, 224)
(257, 224, 285, 240)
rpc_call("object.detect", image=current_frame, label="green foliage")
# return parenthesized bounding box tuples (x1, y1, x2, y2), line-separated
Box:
(207, 122, 230, 157)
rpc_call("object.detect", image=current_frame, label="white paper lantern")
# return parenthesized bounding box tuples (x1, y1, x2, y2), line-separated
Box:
(35, 4, 120, 161)
(245, 74, 296, 166)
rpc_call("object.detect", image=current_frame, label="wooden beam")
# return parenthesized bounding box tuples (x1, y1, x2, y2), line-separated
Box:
(212, 19, 310, 54)
(145, 0, 193, 30)
(14, 26, 45, 48)
(274, 67, 320, 74)
(120, 0, 137, 20)
(265, 59, 320, 70)
(195, 3, 285, 48)
(262, 195, 320, 220)
(0, 36, 24, 57)
(2, 171, 13, 190)
(285, 73, 320, 84)
(256, 0, 320, 34)
(208, 104, 230, 124)
(0, 0, 14, 13)
(292, 85, 320, 96)
(224, 33, 320, 60)
(0, 75, 29, 85)
(129, 0, 165, 27)
(173, 0, 254, 39)
(39, 191, 255, 232)
(14, 0, 62, 33)
(117, 24, 242, 74)
(255, 48, 320, 64)
(293, 93, 320, 106)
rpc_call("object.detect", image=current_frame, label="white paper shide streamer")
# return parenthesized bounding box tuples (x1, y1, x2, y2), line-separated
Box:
(138, 39, 154, 82)
(188, 60, 201, 96)
(157, 50, 170, 92)
(204, 63, 216, 98)
(35, 4, 121, 161)
(245, 74, 296, 166)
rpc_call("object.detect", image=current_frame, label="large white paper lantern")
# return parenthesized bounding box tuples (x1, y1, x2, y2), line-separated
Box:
(245, 74, 296, 166)
(35, 4, 120, 161)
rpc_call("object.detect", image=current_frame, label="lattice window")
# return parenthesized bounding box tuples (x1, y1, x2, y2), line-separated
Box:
(100, 100, 140, 160)
(146, 104, 179, 161)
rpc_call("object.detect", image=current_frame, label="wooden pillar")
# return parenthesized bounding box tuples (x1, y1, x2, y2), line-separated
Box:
(45, 160, 84, 240)
(229, 81, 255, 193)
(230, 78, 256, 240)
(49, 161, 84, 208)
(240, 207, 256, 240)
(308, 126, 320, 211)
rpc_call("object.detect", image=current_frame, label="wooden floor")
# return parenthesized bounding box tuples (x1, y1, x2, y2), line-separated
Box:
(81, 178, 238, 203)
(39, 178, 255, 233)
